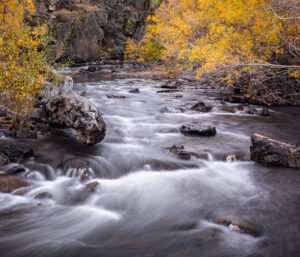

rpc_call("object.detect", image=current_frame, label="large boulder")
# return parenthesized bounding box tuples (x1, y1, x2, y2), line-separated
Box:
(40, 77, 106, 145)
(250, 133, 300, 168)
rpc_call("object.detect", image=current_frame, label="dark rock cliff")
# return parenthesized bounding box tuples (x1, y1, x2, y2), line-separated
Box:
(35, 0, 163, 63)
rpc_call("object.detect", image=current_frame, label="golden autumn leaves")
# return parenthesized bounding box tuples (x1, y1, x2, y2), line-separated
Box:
(126, 0, 299, 82)
(0, 0, 50, 124)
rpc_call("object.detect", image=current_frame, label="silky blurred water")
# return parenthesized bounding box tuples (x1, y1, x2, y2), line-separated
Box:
(0, 76, 299, 257)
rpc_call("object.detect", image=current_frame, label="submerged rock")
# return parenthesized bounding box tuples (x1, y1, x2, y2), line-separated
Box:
(3, 144, 34, 162)
(226, 95, 249, 104)
(129, 88, 140, 93)
(76, 181, 100, 202)
(214, 215, 261, 237)
(107, 95, 126, 99)
(180, 124, 217, 137)
(250, 133, 300, 168)
(160, 107, 183, 114)
(257, 108, 270, 116)
(35, 192, 53, 199)
(0, 175, 30, 193)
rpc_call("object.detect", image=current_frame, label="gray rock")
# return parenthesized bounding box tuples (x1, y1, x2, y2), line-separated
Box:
(180, 124, 217, 137)
(250, 133, 300, 168)
(40, 77, 106, 145)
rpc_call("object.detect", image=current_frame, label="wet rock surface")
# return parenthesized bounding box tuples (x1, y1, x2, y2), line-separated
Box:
(180, 124, 217, 137)
(191, 102, 212, 112)
(107, 95, 126, 99)
(4, 165, 26, 175)
(250, 133, 300, 168)
(0, 175, 31, 193)
(214, 216, 261, 237)
(3, 144, 34, 162)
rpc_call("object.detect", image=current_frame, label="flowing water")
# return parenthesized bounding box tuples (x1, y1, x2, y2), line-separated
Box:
(0, 74, 299, 257)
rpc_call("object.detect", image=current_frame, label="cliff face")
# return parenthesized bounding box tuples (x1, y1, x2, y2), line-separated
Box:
(36, 0, 162, 63)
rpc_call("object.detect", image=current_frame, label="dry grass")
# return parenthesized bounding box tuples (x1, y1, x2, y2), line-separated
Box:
(53, 3, 99, 19)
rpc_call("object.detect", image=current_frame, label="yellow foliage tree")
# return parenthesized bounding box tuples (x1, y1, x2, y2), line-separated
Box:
(126, 0, 299, 80)
(0, 0, 51, 127)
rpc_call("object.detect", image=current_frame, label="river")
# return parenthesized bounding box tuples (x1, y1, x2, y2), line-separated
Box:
(0, 74, 299, 257)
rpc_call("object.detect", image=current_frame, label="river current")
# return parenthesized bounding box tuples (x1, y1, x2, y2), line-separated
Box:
(0, 74, 299, 257)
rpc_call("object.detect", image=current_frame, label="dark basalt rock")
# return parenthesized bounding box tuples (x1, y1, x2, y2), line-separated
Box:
(4, 165, 26, 175)
(191, 101, 212, 112)
(3, 144, 34, 162)
(0, 175, 31, 193)
(250, 133, 300, 168)
(180, 124, 217, 137)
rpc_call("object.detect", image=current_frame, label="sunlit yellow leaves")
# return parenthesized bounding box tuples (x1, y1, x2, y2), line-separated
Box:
(0, 0, 51, 123)
(125, 0, 298, 84)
